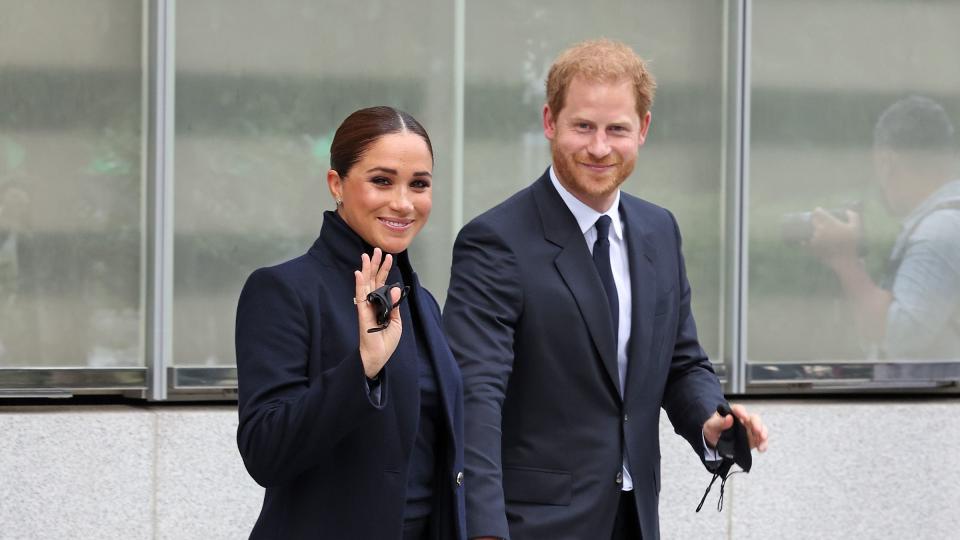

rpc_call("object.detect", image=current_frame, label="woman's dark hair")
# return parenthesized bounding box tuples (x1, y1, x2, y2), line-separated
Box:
(329, 106, 434, 177)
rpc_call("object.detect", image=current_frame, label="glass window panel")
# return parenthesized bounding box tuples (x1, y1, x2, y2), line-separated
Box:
(748, 0, 960, 366)
(174, 0, 455, 367)
(462, 1, 729, 363)
(0, 0, 144, 368)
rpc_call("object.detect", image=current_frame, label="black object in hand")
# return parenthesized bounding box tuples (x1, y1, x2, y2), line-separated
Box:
(715, 403, 752, 472)
(696, 402, 752, 513)
(365, 283, 410, 333)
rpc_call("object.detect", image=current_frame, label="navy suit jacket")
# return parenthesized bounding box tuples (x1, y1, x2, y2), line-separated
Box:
(443, 171, 724, 540)
(236, 211, 466, 540)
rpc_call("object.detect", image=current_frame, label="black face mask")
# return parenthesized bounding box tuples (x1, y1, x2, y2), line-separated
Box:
(365, 283, 410, 333)
(696, 403, 753, 513)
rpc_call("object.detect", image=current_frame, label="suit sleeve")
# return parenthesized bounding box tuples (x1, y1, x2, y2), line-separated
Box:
(660, 212, 726, 465)
(235, 267, 386, 488)
(443, 220, 523, 540)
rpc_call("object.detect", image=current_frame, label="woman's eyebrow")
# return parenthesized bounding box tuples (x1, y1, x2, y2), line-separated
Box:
(365, 166, 397, 175)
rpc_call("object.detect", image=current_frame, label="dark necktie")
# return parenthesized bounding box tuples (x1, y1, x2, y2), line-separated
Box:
(592, 215, 619, 337)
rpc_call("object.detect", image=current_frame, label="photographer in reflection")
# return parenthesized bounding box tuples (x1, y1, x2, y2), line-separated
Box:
(807, 96, 960, 359)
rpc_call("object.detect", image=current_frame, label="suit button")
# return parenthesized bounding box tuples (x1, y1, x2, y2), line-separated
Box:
(615, 471, 623, 484)
(456, 471, 464, 487)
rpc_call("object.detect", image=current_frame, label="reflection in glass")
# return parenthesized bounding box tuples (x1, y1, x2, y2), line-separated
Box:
(748, 0, 960, 363)
(174, 1, 454, 366)
(0, 1, 144, 367)
(807, 97, 960, 361)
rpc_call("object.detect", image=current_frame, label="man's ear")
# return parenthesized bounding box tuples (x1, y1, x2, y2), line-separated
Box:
(637, 111, 652, 146)
(543, 104, 557, 140)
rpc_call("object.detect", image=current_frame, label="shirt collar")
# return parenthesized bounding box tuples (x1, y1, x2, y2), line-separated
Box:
(549, 165, 624, 240)
(901, 178, 960, 230)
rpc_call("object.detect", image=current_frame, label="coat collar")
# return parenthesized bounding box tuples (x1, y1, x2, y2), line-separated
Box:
(310, 210, 414, 278)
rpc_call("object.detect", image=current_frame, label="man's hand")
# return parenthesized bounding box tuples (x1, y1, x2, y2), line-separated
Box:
(702, 404, 769, 452)
(807, 208, 862, 269)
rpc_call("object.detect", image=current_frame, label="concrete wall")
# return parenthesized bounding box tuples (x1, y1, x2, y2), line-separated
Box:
(0, 400, 957, 539)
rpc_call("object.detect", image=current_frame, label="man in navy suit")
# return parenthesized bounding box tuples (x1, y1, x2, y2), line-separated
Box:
(443, 40, 769, 540)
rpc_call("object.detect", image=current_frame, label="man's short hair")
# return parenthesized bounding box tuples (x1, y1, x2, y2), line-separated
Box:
(546, 39, 657, 119)
(874, 95, 956, 154)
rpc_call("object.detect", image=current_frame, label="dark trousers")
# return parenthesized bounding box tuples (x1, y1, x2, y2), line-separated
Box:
(611, 490, 642, 540)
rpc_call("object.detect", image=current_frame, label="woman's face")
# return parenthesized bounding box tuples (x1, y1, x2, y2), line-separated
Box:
(328, 132, 433, 254)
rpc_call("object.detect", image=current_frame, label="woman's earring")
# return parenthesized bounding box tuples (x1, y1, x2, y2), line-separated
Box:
(336, 198, 343, 207)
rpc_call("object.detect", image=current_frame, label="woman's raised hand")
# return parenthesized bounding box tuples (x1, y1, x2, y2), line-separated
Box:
(355, 248, 402, 378)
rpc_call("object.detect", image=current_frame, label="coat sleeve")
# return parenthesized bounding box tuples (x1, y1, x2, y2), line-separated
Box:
(660, 211, 726, 465)
(442, 220, 523, 540)
(235, 267, 386, 488)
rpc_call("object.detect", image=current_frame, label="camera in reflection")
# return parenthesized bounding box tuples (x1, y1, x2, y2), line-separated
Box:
(780, 203, 860, 245)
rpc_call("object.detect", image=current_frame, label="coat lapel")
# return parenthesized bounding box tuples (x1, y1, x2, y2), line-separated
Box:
(390, 267, 420, 456)
(533, 172, 621, 397)
(621, 199, 658, 399)
(409, 273, 458, 445)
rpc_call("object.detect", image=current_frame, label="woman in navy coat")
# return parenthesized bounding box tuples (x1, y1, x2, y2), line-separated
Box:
(236, 106, 465, 540)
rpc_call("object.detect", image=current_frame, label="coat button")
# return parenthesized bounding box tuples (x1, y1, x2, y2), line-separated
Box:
(456, 471, 464, 487)
(615, 471, 623, 484)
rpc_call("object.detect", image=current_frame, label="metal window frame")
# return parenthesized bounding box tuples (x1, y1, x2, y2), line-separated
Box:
(746, 361, 960, 393)
(0, 0, 161, 399)
(735, 0, 959, 395)
(0, 369, 147, 399)
(717, 0, 748, 393)
(145, 0, 176, 401)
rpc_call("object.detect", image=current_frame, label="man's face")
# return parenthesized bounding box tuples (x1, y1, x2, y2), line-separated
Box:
(873, 148, 928, 218)
(873, 149, 904, 216)
(544, 76, 651, 212)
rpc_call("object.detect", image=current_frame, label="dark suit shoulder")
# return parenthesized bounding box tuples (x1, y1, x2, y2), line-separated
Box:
(620, 191, 676, 230)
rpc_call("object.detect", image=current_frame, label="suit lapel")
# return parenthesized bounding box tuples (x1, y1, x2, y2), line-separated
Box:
(622, 199, 658, 399)
(533, 172, 621, 397)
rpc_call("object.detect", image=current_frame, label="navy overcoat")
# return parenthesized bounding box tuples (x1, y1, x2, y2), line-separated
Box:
(236, 211, 466, 539)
